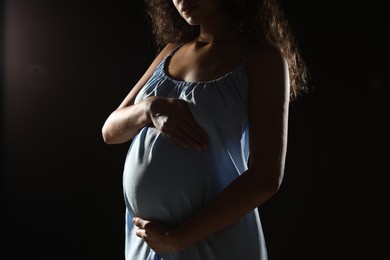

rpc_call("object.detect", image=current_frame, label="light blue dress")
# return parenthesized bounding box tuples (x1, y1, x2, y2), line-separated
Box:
(122, 44, 267, 260)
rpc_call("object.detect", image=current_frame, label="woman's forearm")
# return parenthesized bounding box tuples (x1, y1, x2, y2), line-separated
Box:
(171, 165, 282, 250)
(102, 97, 154, 144)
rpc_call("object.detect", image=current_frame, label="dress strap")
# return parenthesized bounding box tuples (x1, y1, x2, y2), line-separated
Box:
(241, 45, 260, 66)
(167, 42, 186, 57)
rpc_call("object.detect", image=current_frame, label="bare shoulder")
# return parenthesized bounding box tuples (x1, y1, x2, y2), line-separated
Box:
(158, 42, 182, 57)
(151, 42, 182, 67)
(245, 45, 288, 80)
(245, 45, 289, 98)
(131, 42, 182, 88)
(115, 42, 183, 109)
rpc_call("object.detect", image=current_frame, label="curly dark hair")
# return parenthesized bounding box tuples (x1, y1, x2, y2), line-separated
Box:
(144, 0, 309, 100)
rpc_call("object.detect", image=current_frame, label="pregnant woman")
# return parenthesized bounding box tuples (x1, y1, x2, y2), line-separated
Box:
(102, 0, 308, 259)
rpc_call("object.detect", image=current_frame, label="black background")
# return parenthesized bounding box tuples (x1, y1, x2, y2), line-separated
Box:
(2, 0, 388, 259)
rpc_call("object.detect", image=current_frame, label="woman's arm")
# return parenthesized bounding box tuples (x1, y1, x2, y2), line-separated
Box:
(133, 46, 290, 253)
(102, 43, 208, 149)
(101, 43, 179, 144)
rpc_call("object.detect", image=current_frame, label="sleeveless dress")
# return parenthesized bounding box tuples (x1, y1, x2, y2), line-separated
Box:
(122, 44, 268, 260)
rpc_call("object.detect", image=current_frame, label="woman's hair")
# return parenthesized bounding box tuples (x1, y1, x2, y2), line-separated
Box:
(144, 0, 309, 100)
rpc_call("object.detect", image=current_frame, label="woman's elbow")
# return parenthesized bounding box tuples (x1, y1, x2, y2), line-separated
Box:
(101, 128, 110, 144)
(249, 158, 285, 194)
(101, 124, 115, 144)
(101, 124, 132, 145)
(264, 175, 283, 196)
(250, 166, 284, 197)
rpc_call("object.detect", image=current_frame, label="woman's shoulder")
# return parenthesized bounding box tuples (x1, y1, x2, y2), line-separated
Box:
(244, 43, 287, 78)
(155, 42, 184, 59)
(144, 42, 184, 75)
(243, 43, 289, 99)
(247, 42, 285, 65)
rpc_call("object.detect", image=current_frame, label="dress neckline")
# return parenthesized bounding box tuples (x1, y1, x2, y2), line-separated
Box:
(161, 43, 256, 85)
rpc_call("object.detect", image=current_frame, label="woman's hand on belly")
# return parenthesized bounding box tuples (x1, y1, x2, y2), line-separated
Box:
(147, 96, 208, 151)
(133, 217, 187, 253)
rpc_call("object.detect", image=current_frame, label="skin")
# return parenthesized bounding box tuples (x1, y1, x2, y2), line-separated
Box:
(102, 0, 290, 254)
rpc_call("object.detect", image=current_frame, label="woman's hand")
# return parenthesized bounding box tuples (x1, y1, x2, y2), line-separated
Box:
(133, 217, 187, 253)
(146, 96, 208, 151)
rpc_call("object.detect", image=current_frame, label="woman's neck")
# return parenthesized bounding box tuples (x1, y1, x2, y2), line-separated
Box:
(197, 12, 237, 44)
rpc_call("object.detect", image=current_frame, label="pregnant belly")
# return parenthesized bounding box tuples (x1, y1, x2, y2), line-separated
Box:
(123, 127, 217, 225)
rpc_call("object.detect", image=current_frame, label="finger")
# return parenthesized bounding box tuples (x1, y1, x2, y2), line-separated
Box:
(164, 128, 191, 149)
(172, 120, 208, 150)
(163, 124, 204, 151)
(169, 127, 204, 151)
(181, 121, 209, 148)
(133, 217, 146, 228)
(175, 100, 209, 144)
(156, 112, 208, 150)
(178, 104, 209, 140)
(135, 228, 145, 238)
(177, 115, 209, 147)
(158, 119, 196, 149)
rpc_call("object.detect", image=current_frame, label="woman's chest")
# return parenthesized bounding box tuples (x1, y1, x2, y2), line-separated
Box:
(167, 44, 250, 83)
